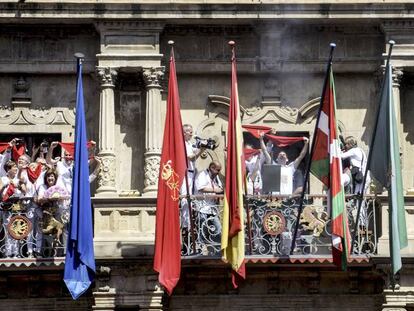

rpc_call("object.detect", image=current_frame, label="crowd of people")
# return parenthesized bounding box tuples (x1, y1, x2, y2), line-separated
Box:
(0, 138, 101, 258)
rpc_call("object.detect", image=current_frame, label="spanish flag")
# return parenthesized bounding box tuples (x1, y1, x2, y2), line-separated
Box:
(221, 41, 246, 287)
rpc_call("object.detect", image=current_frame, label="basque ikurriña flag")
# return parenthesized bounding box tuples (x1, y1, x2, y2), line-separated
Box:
(64, 57, 96, 299)
(221, 42, 246, 288)
(153, 45, 187, 295)
(310, 66, 350, 270)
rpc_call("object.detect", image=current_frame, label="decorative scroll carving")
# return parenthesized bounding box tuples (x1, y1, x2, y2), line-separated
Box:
(98, 155, 116, 189)
(207, 94, 298, 124)
(144, 155, 160, 189)
(0, 106, 75, 126)
(96, 67, 118, 86)
(143, 67, 164, 88)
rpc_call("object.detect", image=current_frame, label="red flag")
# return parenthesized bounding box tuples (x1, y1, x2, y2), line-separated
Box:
(59, 141, 94, 157)
(0, 143, 9, 154)
(221, 41, 246, 288)
(2, 183, 15, 201)
(265, 134, 305, 148)
(27, 163, 43, 183)
(243, 148, 260, 161)
(153, 45, 187, 295)
(242, 124, 272, 139)
(12, 144, 26, 161)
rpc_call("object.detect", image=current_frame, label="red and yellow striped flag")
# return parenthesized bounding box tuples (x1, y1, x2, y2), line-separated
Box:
(221, 42, 246, 287)
(310, 67, 350, 270)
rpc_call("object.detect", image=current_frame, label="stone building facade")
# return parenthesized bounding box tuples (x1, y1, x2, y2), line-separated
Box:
(0, 1, 413, 310)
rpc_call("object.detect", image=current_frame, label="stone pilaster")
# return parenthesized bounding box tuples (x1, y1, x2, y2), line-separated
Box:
(96, 67, 118, 197)
(392, 67, 404, 157)
(142, 67, 164, 197)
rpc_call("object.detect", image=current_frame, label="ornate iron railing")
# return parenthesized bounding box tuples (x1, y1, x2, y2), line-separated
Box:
(0, 198, 67, 259)
(181, 195, 380, 259)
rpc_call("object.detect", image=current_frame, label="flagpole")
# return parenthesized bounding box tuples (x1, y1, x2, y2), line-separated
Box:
(350, 40, 395, 254)
(168, 40, 197, 255)
(290, 43, 336, 255)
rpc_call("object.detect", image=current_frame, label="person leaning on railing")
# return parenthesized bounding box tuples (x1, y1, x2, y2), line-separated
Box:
(0, 159, 32, 258)
(194, 161, 223, 247)
(340, 136, 370, 195)
(35, 168, 70, 253)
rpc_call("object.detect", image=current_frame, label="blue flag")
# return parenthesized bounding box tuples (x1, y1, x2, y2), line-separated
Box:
(64, 59, 96, 299)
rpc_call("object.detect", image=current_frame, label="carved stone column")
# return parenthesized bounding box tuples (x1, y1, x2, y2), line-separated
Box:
(142, 67, 164, 197)
(96, 67, 118, 197)
(392, 67, 403, 126)
(392, 67, 404, 166)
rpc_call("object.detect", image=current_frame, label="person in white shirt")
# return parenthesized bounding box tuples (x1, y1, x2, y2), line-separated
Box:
(0, 138, 18, 177)
(180, 124, 204, 229)
(260, 134, 309, 195)
(194, 161, 223, 246)
(0, 159, 32, 258)
(244, 144, 265, 195)
(340, 136, 370, 195)
(47, 141, 102, 196)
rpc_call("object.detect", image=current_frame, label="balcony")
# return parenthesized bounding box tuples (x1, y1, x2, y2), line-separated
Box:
(0, 193, 408, 269)
(0, 197, 67, 266)
(180, 195, 380, 263)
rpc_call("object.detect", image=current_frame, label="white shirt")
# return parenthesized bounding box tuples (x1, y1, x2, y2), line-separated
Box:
(56, 161, 73, 195)
(341, 147, 366, 171)
(195, 169, 222, 214)
(185, 140, 198, 172)
(0, 151, 11, 177)
(280, 162, 295, 195)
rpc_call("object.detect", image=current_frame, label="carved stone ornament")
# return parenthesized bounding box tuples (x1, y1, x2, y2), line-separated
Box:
(207, 94, 299, 124)
(144, 155, 161, 188)
(98, 155, 116, 188)
(96, 67, 118, 87)
(0, 105, 74, 126)
(392, 67, 403, 87)
(143, 67, 164, 88)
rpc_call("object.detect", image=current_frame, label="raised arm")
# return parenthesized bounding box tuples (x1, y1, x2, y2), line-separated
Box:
(46, 141, 59, 165)
(89, 156, 101, 183)
(293, 137, 309, 169)
(259, 133, 272, 164)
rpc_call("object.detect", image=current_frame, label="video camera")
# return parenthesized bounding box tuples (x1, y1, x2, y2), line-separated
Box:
(194, 136, 217, 150)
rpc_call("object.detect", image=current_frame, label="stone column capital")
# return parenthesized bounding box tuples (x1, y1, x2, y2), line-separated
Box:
(392, 67, 404, 87)
(96, 67, 118, 87)
(143, 67, 164, 89)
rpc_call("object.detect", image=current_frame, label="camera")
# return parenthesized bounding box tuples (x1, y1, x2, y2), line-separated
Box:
(194, 136, 217, 150)
(15, 138, 24, 145)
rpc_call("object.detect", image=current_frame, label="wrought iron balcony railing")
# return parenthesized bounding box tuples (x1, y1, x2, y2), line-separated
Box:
(181, 195, 380, 260)
(0, 197, 67, 260)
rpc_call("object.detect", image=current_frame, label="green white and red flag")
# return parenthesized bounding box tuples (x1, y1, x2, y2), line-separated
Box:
(310, 67, 350, 270)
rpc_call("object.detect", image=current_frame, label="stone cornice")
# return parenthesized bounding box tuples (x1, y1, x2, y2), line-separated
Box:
(4, 3, 414, 21)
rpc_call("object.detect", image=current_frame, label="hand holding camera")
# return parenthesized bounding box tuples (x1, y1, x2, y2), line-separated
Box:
(194, 136, 217, 150)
